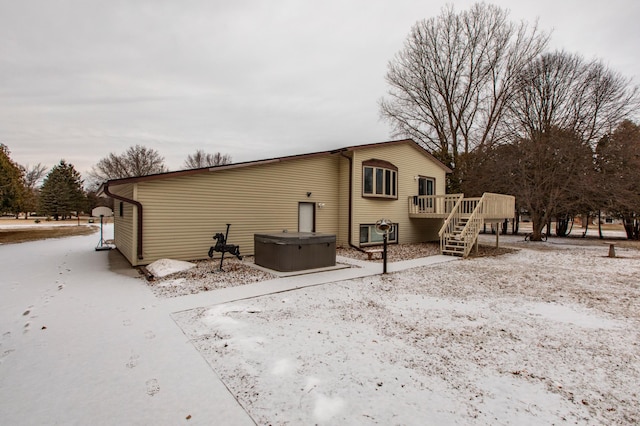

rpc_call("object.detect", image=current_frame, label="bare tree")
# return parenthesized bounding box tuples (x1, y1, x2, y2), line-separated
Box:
(19, 163, 47, 219)
(596, 120, 640, 239)
(183, 150, 232, 169)
(89, 145, 168, 186)
(380, 3, 548, 190)
(22, 163, 47, 189)
(509, 51, 640, 145)
(482, 129, 596, 241)
(505, 51, 639, 240)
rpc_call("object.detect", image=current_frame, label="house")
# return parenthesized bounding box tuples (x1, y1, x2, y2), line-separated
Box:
(99, 139, 514, 266)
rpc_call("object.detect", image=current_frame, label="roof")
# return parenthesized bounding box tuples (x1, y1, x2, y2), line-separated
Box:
(99, 139, 452, 190)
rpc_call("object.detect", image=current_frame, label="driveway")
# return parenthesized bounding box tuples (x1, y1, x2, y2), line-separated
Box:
(0, 230, 254, 425)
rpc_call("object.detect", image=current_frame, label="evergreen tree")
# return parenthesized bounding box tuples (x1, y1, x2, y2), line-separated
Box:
(39, 160, 86, 220)
(0, 144, 26, 215)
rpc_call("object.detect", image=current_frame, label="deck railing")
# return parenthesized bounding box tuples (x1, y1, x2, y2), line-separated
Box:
(437, 195, 464, 254)
(478, 193, 516, 219)
(408, 194, 463, 216)
(457, 193, 515, 257)
(457, 196, 486, 258)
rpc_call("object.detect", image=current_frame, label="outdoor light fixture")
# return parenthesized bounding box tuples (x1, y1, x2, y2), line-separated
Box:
(375, 218, 394, 274)
(318, 203, 325, 209)
(307, 192, 312, 197)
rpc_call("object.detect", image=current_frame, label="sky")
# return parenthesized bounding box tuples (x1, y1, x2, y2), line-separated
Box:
(1, 0, 639, 179)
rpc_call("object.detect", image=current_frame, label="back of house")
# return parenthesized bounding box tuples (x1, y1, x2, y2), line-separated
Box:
(101, 139, 459, 266)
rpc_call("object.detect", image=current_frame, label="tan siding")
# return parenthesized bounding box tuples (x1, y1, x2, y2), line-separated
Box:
(135, 155, 341, 265)
(110, 183, 136, 265)
(351, 143, 447, 245)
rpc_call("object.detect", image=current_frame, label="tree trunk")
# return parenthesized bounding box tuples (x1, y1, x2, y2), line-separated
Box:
(567, 216, 574, 235)
(512, 215, 520, 234)
(531, 212, 546, 241)
(598, 210, 603, 239)
(582, 213, 590, 237)
(623, 216, 635, 239)
(556, 214, 570, 237)
(627, 217, 640, 240)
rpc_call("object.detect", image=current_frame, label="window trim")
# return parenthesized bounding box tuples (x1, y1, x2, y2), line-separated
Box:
(417, 176, 435, 196)
(362, 159, 398, 199)
(359, 223, 398, 246)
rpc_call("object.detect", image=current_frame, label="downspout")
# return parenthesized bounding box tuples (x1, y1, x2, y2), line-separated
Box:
(103, 182, 144, 260)
(339, 151, 366, 252)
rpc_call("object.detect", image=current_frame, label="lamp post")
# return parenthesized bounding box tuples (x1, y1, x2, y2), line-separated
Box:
(375, 218, 394, 274)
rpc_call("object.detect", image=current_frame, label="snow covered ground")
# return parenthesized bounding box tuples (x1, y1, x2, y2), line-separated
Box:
(0, 224, 254, 425)
(174, 240, 640, 425)
(1, 224, 639, 425)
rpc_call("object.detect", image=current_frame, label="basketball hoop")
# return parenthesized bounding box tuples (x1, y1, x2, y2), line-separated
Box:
(92, 206, 114, 251)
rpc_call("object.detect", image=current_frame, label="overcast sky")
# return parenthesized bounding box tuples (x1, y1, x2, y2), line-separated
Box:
(2, 0, 639, 178)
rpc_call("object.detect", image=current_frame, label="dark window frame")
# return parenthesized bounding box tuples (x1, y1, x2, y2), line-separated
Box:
(359, 223, 399, 246)
(362, 159, 398, 200)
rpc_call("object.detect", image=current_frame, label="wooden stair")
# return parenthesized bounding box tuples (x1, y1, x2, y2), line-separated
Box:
(442, 218, 469, 257)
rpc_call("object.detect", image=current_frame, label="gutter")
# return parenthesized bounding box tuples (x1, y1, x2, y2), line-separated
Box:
(339, 151, 366, 253)
(102, 182, 144, 260)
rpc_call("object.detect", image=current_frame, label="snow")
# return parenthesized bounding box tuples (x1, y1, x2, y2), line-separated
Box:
(0, 220, 90, 229)
(146, 258, 195, 278)
(1, 226, 639, 425)
(173, 239, 640, 425)
(0, 224, 254, 425)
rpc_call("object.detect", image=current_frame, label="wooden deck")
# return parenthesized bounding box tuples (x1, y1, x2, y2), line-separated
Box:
(408, 193, 515, 221)
(409, 193, 516, 258)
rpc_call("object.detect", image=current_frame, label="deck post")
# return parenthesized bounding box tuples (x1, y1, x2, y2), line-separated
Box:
(495, 222, 500, 248)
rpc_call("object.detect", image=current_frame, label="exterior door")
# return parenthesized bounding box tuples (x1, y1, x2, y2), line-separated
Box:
(298, 202, 315, 232)
(418, 177, 435, 211)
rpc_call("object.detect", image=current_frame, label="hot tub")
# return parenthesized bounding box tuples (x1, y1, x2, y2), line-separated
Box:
(254, 232, 336, 272)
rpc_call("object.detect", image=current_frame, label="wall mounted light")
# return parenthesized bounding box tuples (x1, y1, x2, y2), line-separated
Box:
(318, 203, 325, 209)
(307, 192, 312, 197)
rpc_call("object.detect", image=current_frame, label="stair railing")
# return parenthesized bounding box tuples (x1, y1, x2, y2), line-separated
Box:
(458, 193, 488, 258)
(438, 194, 465, 253)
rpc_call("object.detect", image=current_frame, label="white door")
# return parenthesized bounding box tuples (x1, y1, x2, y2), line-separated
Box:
(299, 202, 315, 232)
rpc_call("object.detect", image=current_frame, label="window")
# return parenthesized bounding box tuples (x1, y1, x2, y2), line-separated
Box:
(359, 223, 398, 246)
(362, 159, 398, 199)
